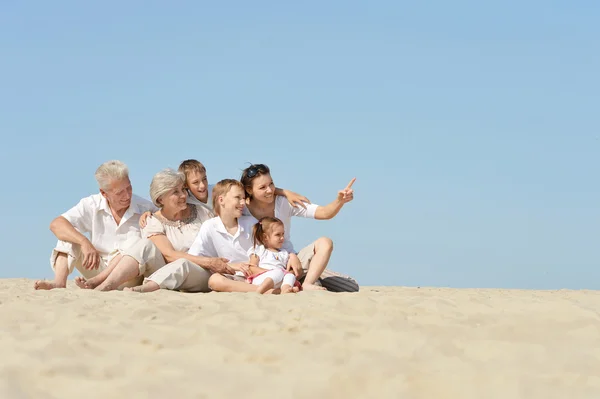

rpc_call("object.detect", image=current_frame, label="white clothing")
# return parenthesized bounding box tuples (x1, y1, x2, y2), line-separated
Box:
(249, 268, 296, 289)
(60, 193, 156, 257)
(145, 258, 212, 292)
(126, 204, 214, 292)
(186, 184, 214, 209)
(142, 204, 214, 252)
(243, 196, 319, 253)
(248, 245, 290, 271)
(188, 215, 258, 263)
(247, 245, 294, 289)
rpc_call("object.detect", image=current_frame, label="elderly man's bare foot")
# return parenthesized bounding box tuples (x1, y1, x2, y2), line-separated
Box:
(281, 285, 296, 294)
(74, 276, 97, 289)
(34, 280, 66, 290)
(302, 283, 327, 291)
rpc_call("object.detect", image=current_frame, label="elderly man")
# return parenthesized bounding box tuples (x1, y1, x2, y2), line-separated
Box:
(34, 160, 157, 290)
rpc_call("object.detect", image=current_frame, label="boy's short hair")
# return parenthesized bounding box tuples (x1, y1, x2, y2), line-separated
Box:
(178, 159, 207, 177)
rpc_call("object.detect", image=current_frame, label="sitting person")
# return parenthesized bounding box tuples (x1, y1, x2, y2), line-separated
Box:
(132, 178, 260, 293)
(88, 168, 230, 292)
(138, 159, 311, 226)
(240, 164, 359, 292)
(34, 160, 156, 290)
(179, 159, 310, 209)
(246, 217, 301, 294)
(187, 179, 273, 293)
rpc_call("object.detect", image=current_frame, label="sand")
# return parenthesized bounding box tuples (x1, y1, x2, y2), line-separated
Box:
(1, 279, 599, 399)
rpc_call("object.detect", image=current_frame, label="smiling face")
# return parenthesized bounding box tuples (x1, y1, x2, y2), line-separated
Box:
(101, 178, 133, 213)
(218, 185, 246, 218)
(159, 183, 188, 213)
(186, 170, 209, 203)
(248, 173, 275, 205)
(263, 222, 285, 250)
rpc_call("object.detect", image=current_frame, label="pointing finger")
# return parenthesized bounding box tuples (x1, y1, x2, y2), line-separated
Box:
(345, 178, 356, 190)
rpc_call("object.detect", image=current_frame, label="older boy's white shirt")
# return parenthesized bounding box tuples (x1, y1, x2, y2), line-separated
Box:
(61, 193, 157, 256)
(243, 196, 319, 253)
(188, 215, 258, 264)
(186, 184, 214, 209)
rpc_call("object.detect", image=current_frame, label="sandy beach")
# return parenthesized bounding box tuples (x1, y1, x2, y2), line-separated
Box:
(1, 279, 599, 398)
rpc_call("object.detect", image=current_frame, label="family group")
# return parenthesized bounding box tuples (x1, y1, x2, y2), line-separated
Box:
(34, 160, 358, 294)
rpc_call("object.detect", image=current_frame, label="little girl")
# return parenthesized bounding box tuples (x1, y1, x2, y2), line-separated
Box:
(247, 217, 300, 294)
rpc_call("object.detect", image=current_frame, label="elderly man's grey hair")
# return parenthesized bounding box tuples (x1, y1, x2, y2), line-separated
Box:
(150, 168, 186, 208)
(95, 160, 130, 190)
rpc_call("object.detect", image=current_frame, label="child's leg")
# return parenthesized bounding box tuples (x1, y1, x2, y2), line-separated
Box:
(281, 273, 297, 294)
(251, 269, 285, 294)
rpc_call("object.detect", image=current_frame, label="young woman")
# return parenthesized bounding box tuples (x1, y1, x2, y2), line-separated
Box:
(240, 164, 359, 292)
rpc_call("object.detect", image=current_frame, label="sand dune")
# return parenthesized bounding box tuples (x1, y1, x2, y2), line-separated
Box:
(1, 279, 599, 398)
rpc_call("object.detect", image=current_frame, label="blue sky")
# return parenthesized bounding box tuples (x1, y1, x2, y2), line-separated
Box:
(1, 1, 598, 288)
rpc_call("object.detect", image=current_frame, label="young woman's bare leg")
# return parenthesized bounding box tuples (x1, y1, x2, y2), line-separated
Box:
(302, 237, 332, 291)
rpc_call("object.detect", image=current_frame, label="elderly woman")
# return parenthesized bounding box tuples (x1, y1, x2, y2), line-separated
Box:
(86, 168, 230, 292)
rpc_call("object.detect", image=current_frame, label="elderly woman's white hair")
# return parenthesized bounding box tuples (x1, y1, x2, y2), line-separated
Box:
(95, 160, 129, 190)
(150, 168, 186, 207)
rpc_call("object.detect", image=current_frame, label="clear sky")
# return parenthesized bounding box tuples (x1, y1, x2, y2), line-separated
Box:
(1, 1, 598, 288)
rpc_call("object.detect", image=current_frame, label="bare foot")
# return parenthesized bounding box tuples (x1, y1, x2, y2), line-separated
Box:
(124, 282, 160, 293)
(292, 286, 300, 293)
(74, 276, 96, 289)
(34, 280, 66, 290)
(94, 282, 115, 291)
(281, 285, 296, 294)
(302, 283, 327, 291)
(257, 278, 274, 294)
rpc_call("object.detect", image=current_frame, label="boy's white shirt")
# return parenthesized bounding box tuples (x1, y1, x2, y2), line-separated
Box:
(188, 215, 258, 264)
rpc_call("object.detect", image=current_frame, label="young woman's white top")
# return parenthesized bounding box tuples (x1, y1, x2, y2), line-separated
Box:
(244, 196, 319, 253)
(188, 215, 257, 263)
(248, 245, 289, 271)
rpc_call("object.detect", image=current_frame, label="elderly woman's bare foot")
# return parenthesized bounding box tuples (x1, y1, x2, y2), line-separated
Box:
(302, 283, 327, 291)
(74, 276, 97, 289)
(33, 280, 66, 290)
(124, 282, 160, 293)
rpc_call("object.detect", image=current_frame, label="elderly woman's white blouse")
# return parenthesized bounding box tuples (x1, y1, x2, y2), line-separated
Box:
(142, 205, 214, 252)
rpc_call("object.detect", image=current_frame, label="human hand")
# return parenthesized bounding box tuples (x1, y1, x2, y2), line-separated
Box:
(286, 254, 303, 278)
(209, 258, 234, 275)
(139, 211, 152, 228)
(81, 240, 101, 270)
(230, 262, 252, 277)
(283, 190, 311, 209)
(337, 178, 356, 204)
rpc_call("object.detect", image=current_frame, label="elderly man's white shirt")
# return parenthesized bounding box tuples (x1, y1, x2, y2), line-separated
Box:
(61, 194, 156, 256)
(188, 216, 258, 264)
